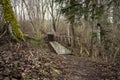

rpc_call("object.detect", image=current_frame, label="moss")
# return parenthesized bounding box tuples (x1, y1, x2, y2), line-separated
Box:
(0, 0, 25, 41)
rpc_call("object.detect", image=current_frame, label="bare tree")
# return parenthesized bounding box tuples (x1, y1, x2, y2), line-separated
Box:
(47, 0, 61, 32)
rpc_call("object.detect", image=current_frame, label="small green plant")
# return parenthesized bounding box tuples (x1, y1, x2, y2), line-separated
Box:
(31, 34, 44, 46)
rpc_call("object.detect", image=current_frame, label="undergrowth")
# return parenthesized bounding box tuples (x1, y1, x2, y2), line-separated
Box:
(31, 34, 44, 47)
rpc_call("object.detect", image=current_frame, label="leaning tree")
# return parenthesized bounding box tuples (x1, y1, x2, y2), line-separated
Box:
(0, 0, 24, 41)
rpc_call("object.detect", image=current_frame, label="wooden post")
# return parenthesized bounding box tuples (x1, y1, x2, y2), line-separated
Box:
(96, 23, 102, 57)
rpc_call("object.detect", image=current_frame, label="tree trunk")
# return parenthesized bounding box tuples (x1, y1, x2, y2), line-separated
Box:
(70, 21, 75, 47)
(0, 0, 24, 41)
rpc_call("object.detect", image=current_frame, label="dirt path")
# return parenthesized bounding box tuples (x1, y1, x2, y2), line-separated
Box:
(0, 44, 119, 80)
(59, 55, 120, 80)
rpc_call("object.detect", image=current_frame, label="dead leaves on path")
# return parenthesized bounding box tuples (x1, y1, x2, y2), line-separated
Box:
(0, 44, 119, 80)
(0, 45, 64, 80)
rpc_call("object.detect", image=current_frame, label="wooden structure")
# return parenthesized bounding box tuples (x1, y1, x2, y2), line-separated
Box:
(47, 33, 54, 41)
(49, 41, 71, 55)
(46, 33, 72, 54)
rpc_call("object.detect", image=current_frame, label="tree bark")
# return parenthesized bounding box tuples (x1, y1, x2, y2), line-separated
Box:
(0, 0, 24, 41)
(70, 21, 75, 47)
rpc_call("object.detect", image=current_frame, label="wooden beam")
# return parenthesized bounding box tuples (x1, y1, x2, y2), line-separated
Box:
(49, 41, 71, 55)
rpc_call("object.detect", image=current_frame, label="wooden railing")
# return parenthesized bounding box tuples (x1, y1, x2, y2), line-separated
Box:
(55, 35, 72, 45)
(46, 33, 72, 46)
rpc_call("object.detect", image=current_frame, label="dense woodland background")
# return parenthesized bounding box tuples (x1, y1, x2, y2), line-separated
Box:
(0, 0, 120, 80)
(5, 0, 119, 59)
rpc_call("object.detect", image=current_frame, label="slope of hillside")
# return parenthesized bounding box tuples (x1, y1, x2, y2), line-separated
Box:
(0, 43, 119, 80)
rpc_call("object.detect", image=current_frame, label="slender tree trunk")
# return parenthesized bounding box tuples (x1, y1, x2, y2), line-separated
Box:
(90, 23, 93, 56)
(70, 21, 75, 47)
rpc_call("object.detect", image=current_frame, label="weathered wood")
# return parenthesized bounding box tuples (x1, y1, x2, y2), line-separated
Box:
(47, 33, 54, 41)
(49, 41, 71, 54)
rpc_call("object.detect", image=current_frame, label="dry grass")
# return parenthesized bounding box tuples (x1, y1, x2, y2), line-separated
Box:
(19, 18, 120, 63)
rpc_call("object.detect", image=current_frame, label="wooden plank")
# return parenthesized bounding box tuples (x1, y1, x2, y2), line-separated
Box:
(49, 41, 71, 54)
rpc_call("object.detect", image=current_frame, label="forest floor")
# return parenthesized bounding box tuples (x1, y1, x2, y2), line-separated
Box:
(0, 42, 120, 80)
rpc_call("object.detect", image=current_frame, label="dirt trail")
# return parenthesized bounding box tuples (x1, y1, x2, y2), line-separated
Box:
(60, 55, 120, 80)
(0, 44, 119, 80)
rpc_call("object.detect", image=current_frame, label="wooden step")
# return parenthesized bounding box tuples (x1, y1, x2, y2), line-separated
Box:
(49, 41, 71, 55)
